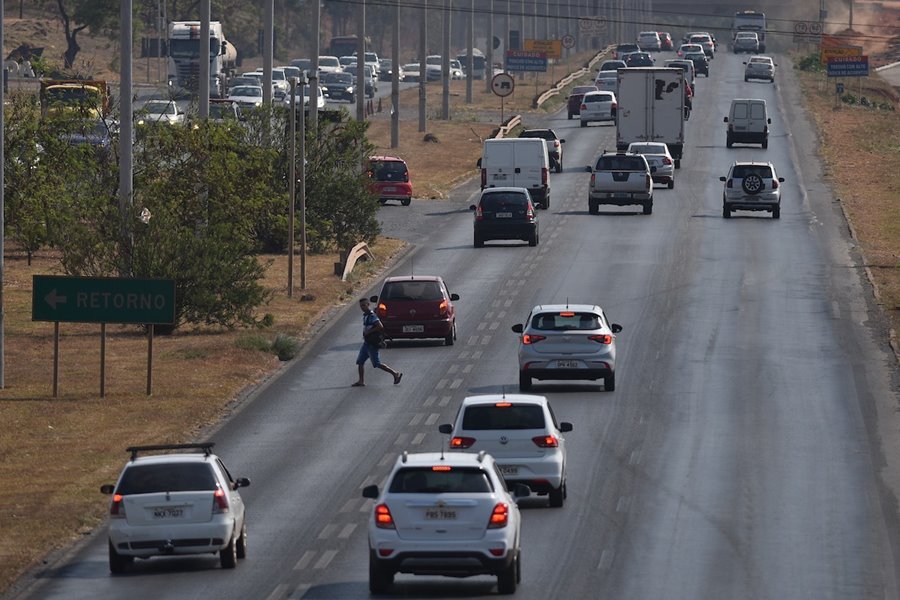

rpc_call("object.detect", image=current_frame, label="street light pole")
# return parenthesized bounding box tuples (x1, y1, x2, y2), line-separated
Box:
(288, 77, 296, 297)
(200, 0, 210, 116)
(419, 0, 427, 132)
(442, 0, 450, 120)
(391, 0, 400, 147)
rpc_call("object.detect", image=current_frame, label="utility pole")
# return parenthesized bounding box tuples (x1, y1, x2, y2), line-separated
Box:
(466, 0, 473, 104)
(486, 0, 493, 93)
(442, 0, 450, 120)
(309, 0, 320, 132)
(288, 77, 296, 298)
(263, 0, 274, 106)
(357, 0, 366, 122)
(299, 73, 307, 290)
(119, 0, 134, 276)
(391, 0, 400, 147)
(1, 0, 5, 387)
(419, 0, 427, 132)
(200, 0, 210, 116)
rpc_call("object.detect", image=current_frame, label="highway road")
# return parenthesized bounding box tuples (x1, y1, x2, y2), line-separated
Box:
(10, 51, 899, 600)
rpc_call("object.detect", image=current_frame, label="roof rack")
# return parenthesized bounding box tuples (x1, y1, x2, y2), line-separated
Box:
(126, 443, 215, 461)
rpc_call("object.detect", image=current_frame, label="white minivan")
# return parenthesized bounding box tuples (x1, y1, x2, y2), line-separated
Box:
(724, 98, 770, 148)
(479, 138, 551, 209)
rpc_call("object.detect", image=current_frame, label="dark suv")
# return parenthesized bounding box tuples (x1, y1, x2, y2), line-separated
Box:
(370, 276, 459, 344)
(470, 187, 539, 247)
(566, 85, 599, 120)
(519, 128, 566, 173)
(614, 43, 640, 59)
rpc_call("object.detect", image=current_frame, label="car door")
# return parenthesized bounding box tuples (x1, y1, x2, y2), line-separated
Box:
(749, 101, 768, 134)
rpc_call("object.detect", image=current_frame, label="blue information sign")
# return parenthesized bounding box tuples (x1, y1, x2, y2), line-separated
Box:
(827, 55, 869, 77)
(505, 50, 548, 72)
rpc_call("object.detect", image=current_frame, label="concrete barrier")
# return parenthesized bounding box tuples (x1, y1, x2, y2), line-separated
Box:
(335, 241, 375, 281)
(532, 46, 614, 108)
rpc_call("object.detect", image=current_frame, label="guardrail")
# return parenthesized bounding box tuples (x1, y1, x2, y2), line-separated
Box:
(334, 241, 375, 281)
(532, 46, 614, 108)
(489, 113, 523, 139)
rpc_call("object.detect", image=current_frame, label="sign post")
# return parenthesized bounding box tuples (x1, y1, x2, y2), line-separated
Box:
(32, 275, 176, 397)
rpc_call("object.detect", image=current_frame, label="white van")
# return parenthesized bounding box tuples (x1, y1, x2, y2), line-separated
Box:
(479, 138, 551, 209)
(724, 98, 770, 148)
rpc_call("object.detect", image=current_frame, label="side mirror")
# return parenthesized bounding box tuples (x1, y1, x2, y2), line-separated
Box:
(584, 165, 593, 172)
(778, 177, 785, 182)
(513, 483, 531, 498)
(469, 204, 477, 211)
(476, 158, 482, 167)
(369, 295, 378, 302)
(559, 422, 573, 433)
(100, 484, 115, 494)
(511, 323, 524, 334)
(723, 116, 728, 123)
(362, 484, 379, 499)
(235, 477, 251, 488)
(560, 139, 566, 144)
(450, 293, 460, 301)
(719, 176, 727, 182)
(438, 423, 453, 434)
(742, 62, 747, 65)
(611, 323, 623, 333)
(650, 166, 657, 173)
(767, 118, 772, 124)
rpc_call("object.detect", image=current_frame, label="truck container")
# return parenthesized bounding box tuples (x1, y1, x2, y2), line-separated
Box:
(168, 21, 237, 98)
(615, 67, 686, 168)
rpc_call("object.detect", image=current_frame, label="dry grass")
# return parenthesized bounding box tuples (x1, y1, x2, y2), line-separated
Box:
(796, 68, 900, 341)
(0, 238, 404, 592)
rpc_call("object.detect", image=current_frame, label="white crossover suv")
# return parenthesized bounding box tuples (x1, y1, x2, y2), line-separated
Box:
(363, 451, 529, 595)
(720, 160, 784, 219)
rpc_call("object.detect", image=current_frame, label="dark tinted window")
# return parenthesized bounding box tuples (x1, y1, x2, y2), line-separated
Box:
(731, 165, 772, 179)
(531, 311, 601, 331)
(371, 160, 408, 182)
(381, 280, 444, 301)
(462, 404, 546, 430)
(117, 463, 217, 495)
(596, 155, 646, 171)
(388, 467, 493, 493)
(519, 130, 554, 141)
(480, 192, 528, 211)
(583, 93, 613, 103)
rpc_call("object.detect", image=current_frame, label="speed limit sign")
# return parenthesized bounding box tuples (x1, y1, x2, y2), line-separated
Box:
(562, 34, 576, 49)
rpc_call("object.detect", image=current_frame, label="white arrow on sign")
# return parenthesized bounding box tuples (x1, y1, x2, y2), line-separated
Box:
(44, 289, 68, 310)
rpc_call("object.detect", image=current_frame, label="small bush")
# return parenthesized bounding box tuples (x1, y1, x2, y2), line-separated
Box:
(271, 333, 300, 361)
(841, 93, 858, 105)
(235, 333, 271, 353)
(796, 54, 824, 72)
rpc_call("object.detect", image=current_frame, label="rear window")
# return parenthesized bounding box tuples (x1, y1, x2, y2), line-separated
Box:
(370, 160, 408, 182)
(381, 280, 443, 301)
(750, 103, 766, 119)
(583, 93, 613, 103)
(388, 467, 492, 493)
(630, 143, 667, 155)
(732, 103, 748, 119)
(117, 463, 217, 495)
(462, 404, 546, 430)
(519, 130, 553, 140)
(531, 311, 600, 330)
(596, 155, 645, 171)
(480, 192, 528, 211)
(731, 165, 773, 179)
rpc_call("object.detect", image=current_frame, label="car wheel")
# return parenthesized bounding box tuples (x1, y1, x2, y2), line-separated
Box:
(236, 522, 248, 559)
(378, 199, 387, 205)
(668, 179, 675, 189)
(445, 321, 456, 346)
(369, 551, 394, 594)
(518, 371, 532, 391)
(220, 535, 238, 569)
(542, 196, 550, 209)
(401, 197, 411, 206)
(580, 121, 587, 128)
(674, 158, 681, 169)
(549, 481, 566, 507)
(556, 161, 563, 174)
(723, 204, 731, 218)
(108, 541, 133, 574)
(726, 136, 733, 149)
(643, 201, 652, 215)
(744, 76, 749, 82)
(604, 373, 616, 391)
(762, 139, 768, 149)
(773, 206, 781, 219)
(528, 231, 538, 246)
(589, 200, 599, 215)
(497, 551, 518, 594)
(474, 234, 484, 248)
(567, 112, 573, 120)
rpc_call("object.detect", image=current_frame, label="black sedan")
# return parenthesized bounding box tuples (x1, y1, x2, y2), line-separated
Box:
(683, 51, 709, 77)
(321, 72, 356, 102)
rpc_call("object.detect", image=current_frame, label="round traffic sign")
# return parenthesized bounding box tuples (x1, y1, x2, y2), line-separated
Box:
(491, 73, 515, 98)
(562, 34, 576, 49)
(794, 21, 808, 34)
(810, 22, 822, 35)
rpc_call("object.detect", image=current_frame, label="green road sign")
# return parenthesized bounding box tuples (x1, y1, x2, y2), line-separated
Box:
(32, 275, 176, 324)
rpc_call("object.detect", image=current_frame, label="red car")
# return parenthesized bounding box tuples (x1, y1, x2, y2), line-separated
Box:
(371, 276, 459, 345)
(567, 85, 599, 119)
(658, 32, 674, 51)
(368, 156, 412, 206)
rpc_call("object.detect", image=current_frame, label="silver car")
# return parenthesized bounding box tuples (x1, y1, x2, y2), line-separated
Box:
(511, 304, 622, 392)
(720, 161, 784, 219)
(734, 32, 760, 54)
(580, 90, 617, 127)
(744, 56, 776, 82)
(627, 142, 675, 189)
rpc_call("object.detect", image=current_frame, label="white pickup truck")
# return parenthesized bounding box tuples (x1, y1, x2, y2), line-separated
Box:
(587, 152, 654, 215)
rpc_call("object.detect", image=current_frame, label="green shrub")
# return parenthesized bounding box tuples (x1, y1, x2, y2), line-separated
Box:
(796, 53, 824, 72)
(235, 333, 272, 353)
(271, 333, 300, 361)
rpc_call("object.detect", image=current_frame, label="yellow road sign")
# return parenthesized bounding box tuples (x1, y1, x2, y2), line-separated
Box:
(524, 39, 562, 59)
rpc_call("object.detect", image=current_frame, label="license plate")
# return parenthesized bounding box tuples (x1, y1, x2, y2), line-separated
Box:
(493, 174, 507, 180)
(152, 507, 184, 519)
(557, 360, 579, 368)
(496, 212, 513, 218)
(402, 325, 424, 333)
(425, 508, 457, 520)
(498, 465, 519, 476)
(383, 186, 396, 192)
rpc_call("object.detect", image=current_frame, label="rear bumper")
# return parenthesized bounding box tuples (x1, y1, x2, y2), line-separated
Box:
(589, 191, 652, 205)
(371, 545, 515, 576)
(727, 130, 767, 143)
(108, 519, 235, 557)
(383, 319, 453, 339)
(523, 366, 612, 381)
(475, 221, 537, 241)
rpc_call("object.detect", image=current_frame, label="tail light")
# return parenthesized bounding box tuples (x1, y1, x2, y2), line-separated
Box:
(526, 202, 535, 219)
(580, 103, 587, 111)
(533, 435, 559, 448)
(772, 179, 779, 189)
(553, 140, 560, 148)
(541, 167, 548, 186)
(611, 102, 618, 111)
(213, 486, 230, 513)
(375, 503, 395, 529)
(451, 436, 476, 449)
(480, 168, 486, 188)
(522, 333, 545, 345)
(590, 173, 596, 186)
(646, 174, 652, 188)
(662, 157, 672, 165)
(110, 493, 126, 518)
(377, 302, 388, 317)
(474, 203, 484, 221)
(726, 179, 733, 188)
(438, 299, 449, 315)
(589, 334, 613, 344)
(487, 503, 509, 529)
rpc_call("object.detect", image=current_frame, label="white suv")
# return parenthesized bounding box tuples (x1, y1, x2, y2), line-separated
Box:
(363, 451, 528, 595)
(720, 161, 784, 219)
(440, 394, 572, 506)
(100, 443, 250, 573)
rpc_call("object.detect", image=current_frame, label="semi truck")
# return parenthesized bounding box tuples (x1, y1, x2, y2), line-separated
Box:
(167, 21, 237, 98)
(615, 67, 686, 168)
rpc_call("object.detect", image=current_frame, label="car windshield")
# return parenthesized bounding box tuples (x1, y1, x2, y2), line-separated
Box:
(462, 404, 546, 430)
(574, 86, 599, 94)
(381, 280, 442, 301)
(519, 130, 554, 141)
(630, 144, 667, 155)
(370, 160, 408, 181)
(480, 193, 527, 211)
(142, 101, 174, 115)
(117, 463, 217, 495)
(731, 165, 773, 179)
(292, 59, 312, 70)
(209, 104, 235, 118)
(325, 73, 353, 84)
(388, 467, 493, 494)
(403, 64, 420, 71)
(231, 86, 261, 97)
(319, 57, 340, 67)
(749, 57, 771, 64)
(596, 155, 646, 171)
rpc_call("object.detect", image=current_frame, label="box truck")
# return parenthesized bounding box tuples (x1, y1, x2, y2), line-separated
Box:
(615, 67, 686, 168)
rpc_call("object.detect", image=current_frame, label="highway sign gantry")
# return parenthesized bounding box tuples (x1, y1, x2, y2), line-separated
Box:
(32, 275, 176, 324)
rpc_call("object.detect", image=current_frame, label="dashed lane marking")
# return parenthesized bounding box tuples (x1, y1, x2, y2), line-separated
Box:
(450, 378, 464, 389)
(425, 413, 441, 425)
(318, 523, 337, 539)
(394, 432, 410, 446)
(439, 395, 452, 407)
(436, 378, 450, 389)
(293, 550, 316, 571)
(463, 364, 473, 373)
(337, 523, 358, 539)
(408, 413, 424, 426)
(424, 395, 437, 407)
(340, 498, 359, 513)
(411, 432, 426, 445)
(314, 549, 338, 570)
(598, 548, 614, 570)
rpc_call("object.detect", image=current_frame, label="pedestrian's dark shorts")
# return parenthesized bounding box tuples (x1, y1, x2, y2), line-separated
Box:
(356, 342, 382, 367)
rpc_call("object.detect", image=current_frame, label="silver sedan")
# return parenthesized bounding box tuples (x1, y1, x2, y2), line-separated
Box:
(627, 142, 676, 189)
(512, 304, 622, 392)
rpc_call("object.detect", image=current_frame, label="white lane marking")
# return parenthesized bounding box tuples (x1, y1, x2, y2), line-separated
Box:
(439, 396, 452, 407)
(318, 523, 337, 539)
(458, 350, 470, 359)
(489, 322, 499, 330)
(378, 452, 395, 467)
(616, 496, 631, 513)
(288, 584, 311, 599)
(338, 523, 358, 539)
(629, 449, 642, 466)
(480, 335, 491, 345)
(425, 413, 440, 425)
(359, 475, 378, 488)
(505, 299, 513, 307)
(360, 501, 371, 513)
(394, 432, 410, 446)
(477, 322, 487, 331)
(436, 378, 449, 389)
(492, 300, 502, 308)
(471, 350, 483, 359)
(424, 395, 437, 407)
(408, 413, 424, 426)
(265, 583, 290, 600)
(597, 548, 614, 570)
(293, 550, 316, 571)
(450, 378, 464, 389)
(314, 549, 338, 569)
(411, 432, 426, 445)
(447, 364, 460, 374)
(463, 364, 473, 373)
(485, 311, 494, 319)
(498, 310, 506, 318)
(340, 498, 359, 513)
(467, 336, 479, 346)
